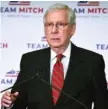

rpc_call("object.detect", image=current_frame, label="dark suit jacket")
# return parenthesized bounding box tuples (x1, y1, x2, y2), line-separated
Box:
(11, 43, 108, 109)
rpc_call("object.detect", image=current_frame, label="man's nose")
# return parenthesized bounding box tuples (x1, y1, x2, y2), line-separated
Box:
(51, 25, 58, 33)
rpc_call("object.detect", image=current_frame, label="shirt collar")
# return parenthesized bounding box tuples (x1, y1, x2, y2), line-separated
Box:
(51, 41, 71, 61)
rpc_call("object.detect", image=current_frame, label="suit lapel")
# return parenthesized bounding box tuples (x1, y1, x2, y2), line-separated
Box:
(35, 48, 54, 106)
(56, 43, 86, 105)
(63, 43, 83, 94)
(37, 47, 51, 84)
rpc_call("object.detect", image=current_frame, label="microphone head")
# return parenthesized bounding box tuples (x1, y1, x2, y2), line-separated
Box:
(35, 73, 38, 77)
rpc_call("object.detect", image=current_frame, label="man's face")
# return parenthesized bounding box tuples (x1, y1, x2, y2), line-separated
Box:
(44, 9, 76, 49)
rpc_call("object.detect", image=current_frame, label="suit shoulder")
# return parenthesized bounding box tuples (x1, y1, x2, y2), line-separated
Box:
(22, 47, 50, 58)
(77, 46, 103, 59)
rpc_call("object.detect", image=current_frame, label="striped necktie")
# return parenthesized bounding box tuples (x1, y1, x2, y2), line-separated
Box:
(52, 54, 64, 104)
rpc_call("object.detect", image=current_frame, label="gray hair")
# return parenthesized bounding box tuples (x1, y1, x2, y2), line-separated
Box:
(43, 3, 76, 25)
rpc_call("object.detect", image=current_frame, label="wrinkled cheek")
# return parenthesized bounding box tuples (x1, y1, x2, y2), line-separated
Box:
(46, 37, 51, 45)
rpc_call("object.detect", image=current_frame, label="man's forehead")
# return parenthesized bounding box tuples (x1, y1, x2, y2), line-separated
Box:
(45, 10, 68, 21)
(47, 9, 67, 15)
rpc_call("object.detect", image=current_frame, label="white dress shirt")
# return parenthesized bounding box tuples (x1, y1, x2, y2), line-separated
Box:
(50, 42, 71, 83)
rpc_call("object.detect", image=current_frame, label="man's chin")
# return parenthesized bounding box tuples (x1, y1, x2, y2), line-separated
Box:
(50, 44, 61, 48)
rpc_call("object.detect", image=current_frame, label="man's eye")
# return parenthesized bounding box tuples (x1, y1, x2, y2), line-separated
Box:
(58, 23, 64, 26)
(48, 23, 53, 26)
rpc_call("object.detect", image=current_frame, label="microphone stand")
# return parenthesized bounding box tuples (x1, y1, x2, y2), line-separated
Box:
(37, 74, 88, 109)
(0, 73, 38, 93)
(0, 69, 88, 109)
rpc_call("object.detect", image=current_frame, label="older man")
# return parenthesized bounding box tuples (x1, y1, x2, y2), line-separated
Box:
(1, 3, 108, 109)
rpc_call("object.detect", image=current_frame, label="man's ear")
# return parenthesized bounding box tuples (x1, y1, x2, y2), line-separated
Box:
(70, 24, 76, 36)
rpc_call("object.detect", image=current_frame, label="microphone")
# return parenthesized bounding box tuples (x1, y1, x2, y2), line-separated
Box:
(0, 73, 38, 93)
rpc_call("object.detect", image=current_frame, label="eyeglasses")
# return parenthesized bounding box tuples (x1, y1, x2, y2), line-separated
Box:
(44, 22, 69, 30)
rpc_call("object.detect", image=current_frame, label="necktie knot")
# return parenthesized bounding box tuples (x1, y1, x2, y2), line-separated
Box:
(56, 54, 63, 62)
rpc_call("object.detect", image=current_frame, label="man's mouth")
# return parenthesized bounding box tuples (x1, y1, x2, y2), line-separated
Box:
(51, 38, 60, 40)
